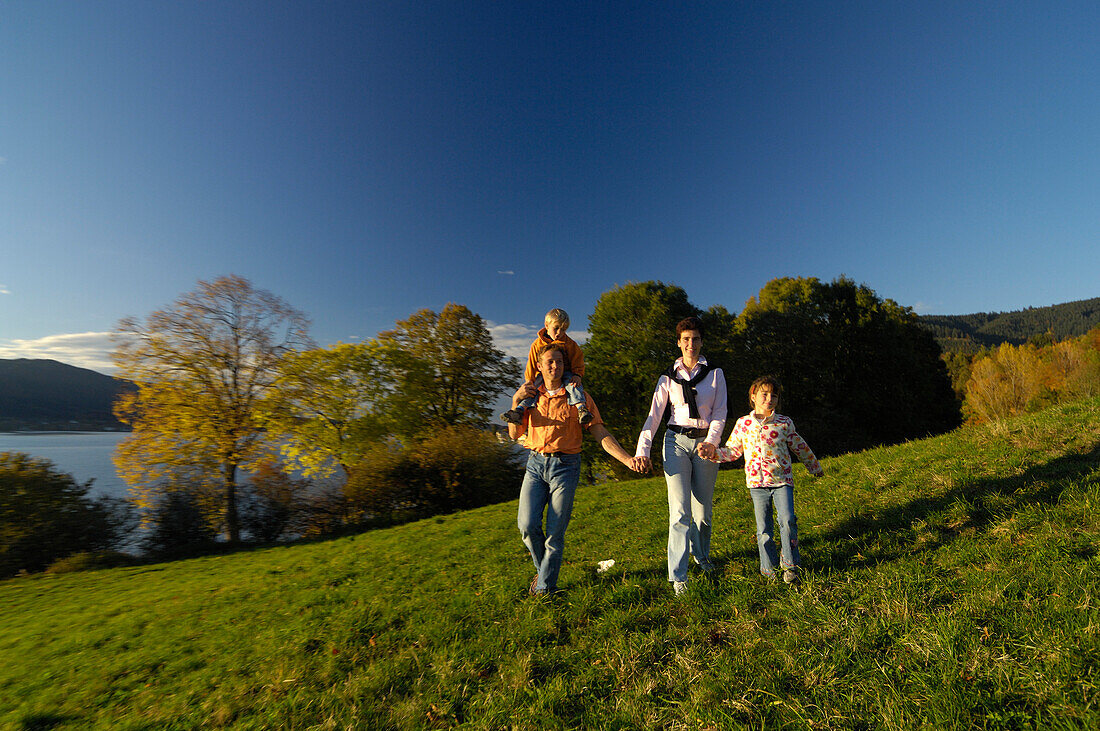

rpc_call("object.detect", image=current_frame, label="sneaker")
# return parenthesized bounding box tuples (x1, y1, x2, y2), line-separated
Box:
(576, 405, 594, 425)
(672, 580, 688, 596)
(783, 568, 800, 585)
(697, 561, 715, 574)
(529, 575, 541, 595)
(501, 408, 524, 424)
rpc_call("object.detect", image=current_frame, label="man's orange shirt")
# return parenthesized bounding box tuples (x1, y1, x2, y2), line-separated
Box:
(519, 388, 603, 455)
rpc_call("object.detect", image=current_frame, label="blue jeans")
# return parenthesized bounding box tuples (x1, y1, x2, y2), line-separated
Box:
(518, 373, 584, 411)
(749, 485, 799, 576)
(663, 429, 719, 582)
(517, 451, 582, 593)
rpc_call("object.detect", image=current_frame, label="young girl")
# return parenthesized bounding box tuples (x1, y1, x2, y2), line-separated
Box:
(705, 375, 823, 585)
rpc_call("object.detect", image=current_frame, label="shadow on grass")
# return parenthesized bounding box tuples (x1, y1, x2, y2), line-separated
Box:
(811, 445, 1100, 572)
(19, 714, 81, 731)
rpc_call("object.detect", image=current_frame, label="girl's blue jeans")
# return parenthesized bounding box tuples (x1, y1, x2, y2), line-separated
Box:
(749, 484, 799, 576)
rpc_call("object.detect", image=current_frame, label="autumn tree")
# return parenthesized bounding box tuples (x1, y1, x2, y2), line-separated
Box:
(964, 344, 1044, 422)
(377, 303, 521, 430)
(112, 275, 312, 543)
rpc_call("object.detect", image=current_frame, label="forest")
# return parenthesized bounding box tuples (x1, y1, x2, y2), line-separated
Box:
(919, 296, 1100, 353)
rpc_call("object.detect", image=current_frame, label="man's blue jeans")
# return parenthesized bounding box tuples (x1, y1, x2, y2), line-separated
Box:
(518, 373, 584, 411)
(663, 429, 718, 582)
(749, 484, 799, 576)
(517, 451, 582, 593)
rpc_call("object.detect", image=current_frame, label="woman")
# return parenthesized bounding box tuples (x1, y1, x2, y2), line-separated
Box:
(635, 316, 728, 596)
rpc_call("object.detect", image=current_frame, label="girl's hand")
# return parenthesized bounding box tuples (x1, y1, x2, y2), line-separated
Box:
(696, 441, 717, 460)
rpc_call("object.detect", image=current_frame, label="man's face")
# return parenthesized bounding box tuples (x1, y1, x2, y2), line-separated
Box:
(539, 348, 565, 383)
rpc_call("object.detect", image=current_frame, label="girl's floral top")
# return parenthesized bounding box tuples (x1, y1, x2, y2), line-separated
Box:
(716, 412, 822, 488)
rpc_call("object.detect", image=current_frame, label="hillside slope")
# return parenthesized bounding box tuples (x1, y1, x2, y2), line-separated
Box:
(920, 295, 1100, 352)
(0, 358, 128, 430)
(2, 398, 1099, 728)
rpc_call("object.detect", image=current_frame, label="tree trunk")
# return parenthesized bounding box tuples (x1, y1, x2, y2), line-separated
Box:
(224, 462, 240, 543)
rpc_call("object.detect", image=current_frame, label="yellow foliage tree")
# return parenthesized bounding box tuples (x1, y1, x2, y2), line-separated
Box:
(112, 275, 312, 542)
(964, 343, 1043, 422)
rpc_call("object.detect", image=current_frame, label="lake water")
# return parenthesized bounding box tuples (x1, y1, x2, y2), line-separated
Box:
(0, 432, 130, 499)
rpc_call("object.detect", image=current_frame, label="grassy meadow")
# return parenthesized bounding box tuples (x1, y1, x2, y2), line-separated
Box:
(3, 398, 1100, 729)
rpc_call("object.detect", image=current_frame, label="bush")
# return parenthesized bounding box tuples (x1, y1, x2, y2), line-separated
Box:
(240, 459, 313, 542)
(45, 550, 136, 574)
(0, 452, 132, 577)
(346, 426, 524, 525)
(139, 489, 219, 558)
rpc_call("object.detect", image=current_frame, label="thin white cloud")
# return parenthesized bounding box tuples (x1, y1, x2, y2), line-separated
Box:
(497, 270, 515, 276)
(0, 284, 10, 295)
(0, 332, 117, 374)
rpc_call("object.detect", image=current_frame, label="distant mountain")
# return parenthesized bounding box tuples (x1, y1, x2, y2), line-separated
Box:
(0, 359, 131, 430)
(919, 296, 1100, 353)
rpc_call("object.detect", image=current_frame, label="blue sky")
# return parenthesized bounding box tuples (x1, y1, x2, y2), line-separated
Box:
(3, 2, 1099, 374)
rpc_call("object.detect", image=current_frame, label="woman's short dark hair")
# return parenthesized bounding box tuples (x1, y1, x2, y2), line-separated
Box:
(675, 316, 704, 338)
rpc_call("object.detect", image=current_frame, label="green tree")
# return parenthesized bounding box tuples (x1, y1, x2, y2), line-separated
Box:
(735, 277, 960, 454)
(584, 282, 702, 434)
(0, 453, 129, 577)
(259, 341, 429, 478)
(377, 303, 521, 430)
(112, 274, 312, 543)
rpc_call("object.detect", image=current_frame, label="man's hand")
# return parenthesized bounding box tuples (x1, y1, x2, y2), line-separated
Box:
(632, 456, 652, 473)
(512, 381, 537, 407)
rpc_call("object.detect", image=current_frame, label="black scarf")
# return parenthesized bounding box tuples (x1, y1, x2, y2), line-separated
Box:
(666, 361, 712, 420)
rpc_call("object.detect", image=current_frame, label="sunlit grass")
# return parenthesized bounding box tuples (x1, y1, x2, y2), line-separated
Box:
(3, 397, 1099, 728)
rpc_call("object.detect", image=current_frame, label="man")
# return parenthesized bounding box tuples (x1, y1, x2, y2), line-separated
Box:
(508, 343, 645, 595)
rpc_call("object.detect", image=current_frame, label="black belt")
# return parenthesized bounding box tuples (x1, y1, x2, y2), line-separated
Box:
(537, 451, 576, 458)
(667, 424, 708, 439)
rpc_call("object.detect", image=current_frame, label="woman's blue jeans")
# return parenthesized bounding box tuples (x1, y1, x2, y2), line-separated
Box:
(663, 429, 718, 582)
(749, 485, 799, 576)
(517, 451, 582, 593)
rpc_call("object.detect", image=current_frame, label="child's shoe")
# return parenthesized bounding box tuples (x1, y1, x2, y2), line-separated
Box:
(576, 404, 594, 425)
(783, 568, 800, 586)
(500, 408, 524, 424)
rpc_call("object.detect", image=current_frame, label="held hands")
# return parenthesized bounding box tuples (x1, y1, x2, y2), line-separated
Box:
(629, 456, 652, 474)
(695, 441, 719, 461)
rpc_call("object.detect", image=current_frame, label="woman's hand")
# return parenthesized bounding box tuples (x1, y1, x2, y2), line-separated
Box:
(696, 441, 717, 460)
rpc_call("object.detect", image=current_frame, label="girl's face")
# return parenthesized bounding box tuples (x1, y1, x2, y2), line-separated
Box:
(752, 385, 778, 416)
(678, 329, 702, 363)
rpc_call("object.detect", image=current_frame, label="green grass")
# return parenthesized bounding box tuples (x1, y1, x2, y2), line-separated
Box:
(3, 398, 1100, 729)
